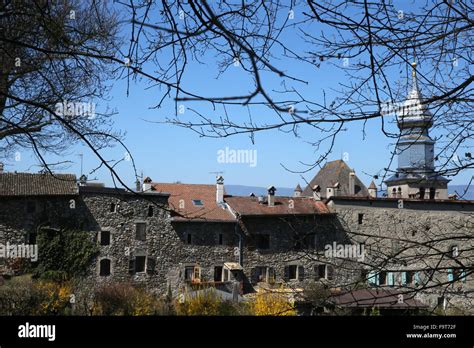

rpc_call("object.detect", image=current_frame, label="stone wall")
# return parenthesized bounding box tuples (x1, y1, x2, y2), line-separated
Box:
(329, 199, 474, 313)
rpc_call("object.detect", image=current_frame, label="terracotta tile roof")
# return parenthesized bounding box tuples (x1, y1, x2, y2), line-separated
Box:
(152, 183, 235, 222)
(225, 196, 330, 216)
(302, 160, 369, 198)
(0, 172, 78, 196)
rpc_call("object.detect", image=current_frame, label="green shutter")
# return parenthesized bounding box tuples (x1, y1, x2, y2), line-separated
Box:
(447, 269, 454, 282)
(388, 272, 394, 286)
(414, 272, 421, 286)
(401, 272, 407, 285)
(461, 269, 466, 283)
(368, 271, 376, 285)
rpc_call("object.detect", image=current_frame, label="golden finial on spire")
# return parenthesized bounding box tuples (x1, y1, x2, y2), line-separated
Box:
(411, 61, 417, 78)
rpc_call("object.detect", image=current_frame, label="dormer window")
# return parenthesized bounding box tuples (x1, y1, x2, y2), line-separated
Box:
(192, 199, 204, 206)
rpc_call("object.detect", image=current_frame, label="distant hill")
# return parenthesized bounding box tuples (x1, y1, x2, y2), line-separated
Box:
(225, 185, 294, 197)
(226, 184, 474, 200)
(449, 185, 474, 200)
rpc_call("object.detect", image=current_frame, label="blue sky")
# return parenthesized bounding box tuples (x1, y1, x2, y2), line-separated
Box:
(6, 2, 472, 189)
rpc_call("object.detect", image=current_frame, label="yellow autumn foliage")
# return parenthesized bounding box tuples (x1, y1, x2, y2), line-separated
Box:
(252, 290, 296, 316)
(36, 281, 72, 315)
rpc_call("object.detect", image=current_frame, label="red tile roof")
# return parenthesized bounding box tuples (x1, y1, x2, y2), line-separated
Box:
(225, 196, 330, 216)
(152, 183, 235, 222)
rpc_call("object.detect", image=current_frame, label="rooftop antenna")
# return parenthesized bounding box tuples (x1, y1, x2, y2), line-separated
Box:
(77, 153, 83, 177)
(209, 171, 225, 178)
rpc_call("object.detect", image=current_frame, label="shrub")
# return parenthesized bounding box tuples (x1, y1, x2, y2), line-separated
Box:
(251, 289, 296, 316)
(93, 283, 169, 315)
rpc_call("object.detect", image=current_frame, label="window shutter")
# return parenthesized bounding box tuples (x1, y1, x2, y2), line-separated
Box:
(375, 272, 380, 286)
(414, 272, 421, 286)
(250, 268, 259, 284)
(268, 267, 275, 283)
(447, 269, 454, 282)
(367, 271, 377, 285)
(284, 266, 290, 281)
(461, 269, 466, 283)
(388, 272, 394, 286)
(146, 257, 156, 275)
(128, 258, 136, 275)
(298, 266, 305, 281)
(401, 272, 407, 285)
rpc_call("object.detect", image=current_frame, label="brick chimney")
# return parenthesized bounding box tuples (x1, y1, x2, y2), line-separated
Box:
(267, 186, 276, 207)
(216, 175, 224, 204)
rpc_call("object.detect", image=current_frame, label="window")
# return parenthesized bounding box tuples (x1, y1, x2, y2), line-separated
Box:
(429, 188, 436, 200)
(315, 265, 326, 280)
(135, 256, 146, 273)
(256, 234, 270, 249)
(99, 259, 111, 276)
(419, 187, 425, 199)
(26, 201, 36, 214)
(288, 265, 298, 280)
(192, 199, 204, 206)
(437, 296, 446, 309)
(110, 203, 117, 213)
(184, 266, 194, 281)
(218, 233, 223, 245)
(186, 233, 193, 245)
(135, 223, 146, 241)
(147, 205, 154, 217)
(254, 266, 275, 283)
(214, 266, 223, 282)
(184, 265, 201, 282)
(100, 230, 110, 246)
(358, 213, 364, 225)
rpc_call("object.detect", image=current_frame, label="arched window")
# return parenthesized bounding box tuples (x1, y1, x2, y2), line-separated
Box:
(110, 203, 117, 213)
(99, 259, 111, 276)
(397, 187, 402, 198)
(392, 188, 397, 198)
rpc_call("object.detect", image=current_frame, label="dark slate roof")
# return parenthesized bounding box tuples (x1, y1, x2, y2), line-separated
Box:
(79, 185, 169, 196)
(225, 196, 330, 216)
(0, 172, 78, 196)
(302, 160, 369, 198)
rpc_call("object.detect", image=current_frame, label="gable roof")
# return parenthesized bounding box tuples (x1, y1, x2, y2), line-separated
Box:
(225, 196, 330, 216)
(302, 160, 369, 198)
(152, 183, 235, 222)
(0, 172, 78, 197)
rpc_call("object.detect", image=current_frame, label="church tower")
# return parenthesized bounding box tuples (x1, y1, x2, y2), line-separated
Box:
(385, 62, 449, 200)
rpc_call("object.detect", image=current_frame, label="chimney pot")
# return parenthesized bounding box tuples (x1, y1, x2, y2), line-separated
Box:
(267, 185, 276, 207)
